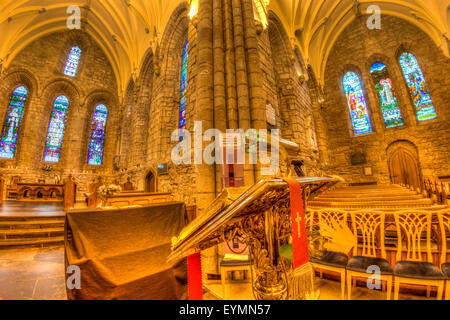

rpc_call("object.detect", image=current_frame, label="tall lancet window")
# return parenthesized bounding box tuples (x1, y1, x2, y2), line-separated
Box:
(43, 95, 70, 162)
(179, 39, 188, 133)
(87, 104, 108, 165)
(370, 62, 404, 128)
(399, 52, 437, 121)
(0, 86, 28, 159)
(64, 46, 82, 77)
(343, 71, 372, 135)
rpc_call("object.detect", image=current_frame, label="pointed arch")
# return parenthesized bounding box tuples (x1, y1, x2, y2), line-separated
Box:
(0, 86, 28, 159)
(369, 62, 404, 128)
(64, 45, 82, 77)
(398, 52, 437, 121)
(179, 38, 188, 132)
(342, 71, 372, 135)
(43, 95, 70, 162)
(87, 104, 108, 165)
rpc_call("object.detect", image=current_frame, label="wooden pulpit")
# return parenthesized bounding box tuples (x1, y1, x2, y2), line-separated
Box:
(168, 176, 340, 300)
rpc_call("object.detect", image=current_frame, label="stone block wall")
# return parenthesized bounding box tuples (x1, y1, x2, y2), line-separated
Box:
(321, 15, 450, 184)
(0, 30, 118, 195)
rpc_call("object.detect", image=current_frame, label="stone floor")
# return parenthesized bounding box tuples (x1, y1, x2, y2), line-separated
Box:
(0, 245, 437, 300)
(0, 246, 66, 300)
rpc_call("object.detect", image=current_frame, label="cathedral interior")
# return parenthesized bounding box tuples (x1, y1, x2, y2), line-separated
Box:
(0, 0, 449, 301)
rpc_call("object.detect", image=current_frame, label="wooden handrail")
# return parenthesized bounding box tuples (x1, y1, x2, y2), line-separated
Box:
(398, 176, 449, 205)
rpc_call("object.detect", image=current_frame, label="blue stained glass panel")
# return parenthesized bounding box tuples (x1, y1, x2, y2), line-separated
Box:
(370, 62, 404, 128)
(399, 52, 437, 121)
(64, 46, 82, 77)
(343, 72, 372, 135)
(0, 86, 28, 159)
(179, 39, 188, 133)
(43, 95, 70, 162)
(87, 104, 108, 165)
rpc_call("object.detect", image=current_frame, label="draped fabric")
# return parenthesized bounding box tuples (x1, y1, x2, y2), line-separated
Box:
(65, 202, 188, 300)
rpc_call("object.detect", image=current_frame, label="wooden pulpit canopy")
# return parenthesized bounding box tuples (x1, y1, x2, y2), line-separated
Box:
(168, 176, 340, 263)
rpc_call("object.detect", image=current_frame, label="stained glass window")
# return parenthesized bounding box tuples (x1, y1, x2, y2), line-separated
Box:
(370, 62, 404, 128)
(399, 52, 437, 121)
(64, 46, 82, 77)
(342, 72, 372, 135)
(43, 95, 70, 162)
(0, 86, 28, 159)
(87, 104, 108, 165)
(179, 39, 188, 133)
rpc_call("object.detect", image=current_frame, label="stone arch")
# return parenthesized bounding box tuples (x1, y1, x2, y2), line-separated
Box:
(55, 31, 91, 80)
(267, 12, 296, 139)
(118, 79, 135, 168)
(0, 69, 38, 163)
(144, 168, 158, 193)
(394, 44, 441, 122)
(156, 3, 189, 160)
(386, 140, 422, 190)
(365, 53, 412, 128)
(338, 65, 376, 137)
(81, 90, 117, 170)
(36, 79, 81, 169)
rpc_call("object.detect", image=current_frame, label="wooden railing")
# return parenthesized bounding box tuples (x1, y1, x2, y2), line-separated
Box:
(400, 176, 449, 205)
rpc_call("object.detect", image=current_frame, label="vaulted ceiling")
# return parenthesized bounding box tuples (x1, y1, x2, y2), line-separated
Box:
(1, 0, 449, 96)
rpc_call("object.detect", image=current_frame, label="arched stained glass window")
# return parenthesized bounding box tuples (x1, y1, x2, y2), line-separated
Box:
(87, 104, 108, 165)
(64, 46, 82, 77)
(43, 95, 70, 162)
(370, 62, 404, 128)
(179, 39, 188, 133)
(399, 52, 437, 121)
(342, 72, 372, 135)
(0, 86, 28, 159)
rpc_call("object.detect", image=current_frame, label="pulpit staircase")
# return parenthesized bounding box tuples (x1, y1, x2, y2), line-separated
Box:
(309, 184, 448, 211)
(0, 202, 65, 249)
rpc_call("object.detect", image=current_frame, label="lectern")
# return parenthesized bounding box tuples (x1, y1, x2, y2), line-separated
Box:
(169, 176, 340, 300)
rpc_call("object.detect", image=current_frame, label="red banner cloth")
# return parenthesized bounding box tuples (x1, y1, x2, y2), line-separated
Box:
(187, 252, 203, 300)
(281, 178, 310, 269)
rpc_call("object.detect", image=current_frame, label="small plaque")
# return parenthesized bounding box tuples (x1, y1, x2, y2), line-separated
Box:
(364, 167, 373, 176)
(157, 163, 168, 175)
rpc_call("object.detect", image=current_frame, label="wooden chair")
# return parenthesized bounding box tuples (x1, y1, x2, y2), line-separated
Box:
(437, 209, 450, 300)
(220, 240, 251, 299)
(310, 209, 349, 300)
(393, 210, 446, 300)
(346, 210, 393, 300)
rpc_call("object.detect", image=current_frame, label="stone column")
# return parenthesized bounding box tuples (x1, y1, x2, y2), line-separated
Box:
(213, 0, 227, 193)
(231, 0, 256, 185)
(195, 0, 216, 211)
(223, 0, 238, 130)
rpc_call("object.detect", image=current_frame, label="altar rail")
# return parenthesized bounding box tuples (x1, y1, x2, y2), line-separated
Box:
(306, 208, 450, 269)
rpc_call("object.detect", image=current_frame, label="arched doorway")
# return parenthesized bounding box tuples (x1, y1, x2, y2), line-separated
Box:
(145, 171, 156, 193)
(388, 147, 421, 190)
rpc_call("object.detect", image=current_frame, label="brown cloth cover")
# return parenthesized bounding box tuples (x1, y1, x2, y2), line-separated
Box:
(65, 202, 188, 300)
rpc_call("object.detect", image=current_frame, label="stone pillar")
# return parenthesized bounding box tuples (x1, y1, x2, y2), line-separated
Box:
(195, 0, 216, 211)
(223, 0, 238, 130)
(213, 0, 227, 193)
(231, 0, 256, 185)
(196, 0, 218, 278)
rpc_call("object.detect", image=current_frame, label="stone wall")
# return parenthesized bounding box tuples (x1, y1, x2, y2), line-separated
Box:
(0, 30, 118, 195)
(321, 15, 450, 184)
